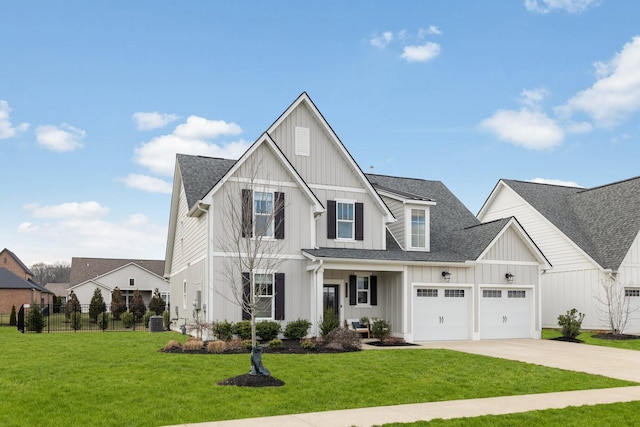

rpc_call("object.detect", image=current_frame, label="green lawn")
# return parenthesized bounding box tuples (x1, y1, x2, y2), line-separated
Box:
(382, 401, 640, 426)
(0, 327, 634, 427)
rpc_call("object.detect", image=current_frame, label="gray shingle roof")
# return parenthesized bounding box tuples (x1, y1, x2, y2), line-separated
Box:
(305, 174, 510, 263)
(0, 268, 48, 291)
(177, 154, 236, 211)
(503, 176, 640, 270)
(70, 258, 165, 286)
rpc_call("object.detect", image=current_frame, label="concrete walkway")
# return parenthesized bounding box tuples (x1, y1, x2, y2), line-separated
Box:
(168, 339, 640, 427)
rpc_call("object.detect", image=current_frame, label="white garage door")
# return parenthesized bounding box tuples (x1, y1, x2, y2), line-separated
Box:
(480, 288, 532, 339)
(413, 287, 471, 341)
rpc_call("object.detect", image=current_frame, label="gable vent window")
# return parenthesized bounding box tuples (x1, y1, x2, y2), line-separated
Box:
(295, 126, 310, 156)
(129, 278, 135, 287)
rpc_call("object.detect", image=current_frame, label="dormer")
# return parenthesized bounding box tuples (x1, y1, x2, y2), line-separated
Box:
(374, 185, 436, 252)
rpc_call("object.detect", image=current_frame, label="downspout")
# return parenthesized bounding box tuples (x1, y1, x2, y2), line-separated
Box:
(312, 259, 323, 336)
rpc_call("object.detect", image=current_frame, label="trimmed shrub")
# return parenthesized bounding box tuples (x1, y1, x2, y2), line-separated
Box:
(242, 340, 253, 350)
(121, 311, 134, 329)
(283, 318, 311, 340)
(88, 288, 106, 322)
(234, 320, 252, 340)
(148, 288, 166, 315)
(183, 339, 204, 351)
(226, 338, 244, 351)
(97, 312, 110, 330)
(9, 305, 17, 326)
(162, 340, 182, 352)
(324, 328, 361, 351)
(70, 311, 82, 331)
(207, 341, 227, 353)
(143, 311, 155, 327)
(27, 304, 45, 333)
(268, 338, 283, 349)
(300, 339, 316, 350)
(212, 320, 235, 341)
(558, 308, 585, 339)
(371, 318, 391, 341)
(162, 310, 170, 330)
(319, 308, 340, 337)
(256, 320, 281, 341)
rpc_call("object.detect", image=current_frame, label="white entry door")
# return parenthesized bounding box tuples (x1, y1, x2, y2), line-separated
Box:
(413, 287, 471, 341)
(480, 288, 532, 339)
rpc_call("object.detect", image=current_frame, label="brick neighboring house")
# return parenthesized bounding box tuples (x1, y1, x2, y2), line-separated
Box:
(0, 248, 53, 313)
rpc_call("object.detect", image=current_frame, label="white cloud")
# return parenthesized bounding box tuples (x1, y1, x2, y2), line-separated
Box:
(559, 36, 640, 127)
(133, 111, 180, 131)
(23, 201, 109, 219)
(370, 31, 394, 49)
(480, 108, 564, 150)
(401, 42, 441, 63)
(0, 100, 29, 139)
(528, 178, 583, 187)
(519, 88, 550, 108)
(427, 25, 442, 36)
(524, 0, 598, 14)
(121, 174, 172, 194)
(35, 123, 85, 152)
(133, 115, 248, 176)
(17, 222, 39, 233)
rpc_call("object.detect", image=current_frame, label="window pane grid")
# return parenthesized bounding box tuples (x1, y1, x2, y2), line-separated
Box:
(508, 290, 526, 298)
(444, 289, 465, 298)
(417, 288, 437, 297)
(625, 288, 640, 297)
(411, 209, 426, 248)
(337, 202, 354, 239)
(483, 289, 502, 298)
(254, 191, 274, 237)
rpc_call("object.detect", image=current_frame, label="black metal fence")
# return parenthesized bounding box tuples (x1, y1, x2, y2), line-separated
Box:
(17, 303, 165, 333)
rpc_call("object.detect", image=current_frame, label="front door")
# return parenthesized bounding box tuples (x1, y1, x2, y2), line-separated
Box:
(323, 285, 339, 317)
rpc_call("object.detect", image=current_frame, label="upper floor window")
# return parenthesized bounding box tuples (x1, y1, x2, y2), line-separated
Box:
(254, 191, 274, 238)
(411, 208, 426, 248)
(129, 278, 135, 286)
(337, 202, 354, 239)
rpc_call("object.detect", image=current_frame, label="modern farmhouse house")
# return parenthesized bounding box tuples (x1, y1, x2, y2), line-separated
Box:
(478, 177, 640, 332)
(164, 93, 549, 341)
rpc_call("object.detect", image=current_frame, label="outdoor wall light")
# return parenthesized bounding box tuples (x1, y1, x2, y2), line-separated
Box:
(505, 273, 514, 283)
(442, 271, 451, 282)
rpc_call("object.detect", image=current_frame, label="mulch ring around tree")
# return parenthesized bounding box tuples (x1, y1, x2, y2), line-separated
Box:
(217, 373, 285, 387)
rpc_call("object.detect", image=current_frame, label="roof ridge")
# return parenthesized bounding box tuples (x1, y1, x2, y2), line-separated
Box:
(366, 172, 441, 184)
(574, 175, 640, 194)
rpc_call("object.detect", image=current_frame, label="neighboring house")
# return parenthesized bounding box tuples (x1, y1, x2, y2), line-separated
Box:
(478, 177, 640, 332)
(68, 257, 169, 310)
(44, 283, 70, 304)
(164, 93, 549, 341)
(0, 267, 53, 313)
(1, 248, 34, 281)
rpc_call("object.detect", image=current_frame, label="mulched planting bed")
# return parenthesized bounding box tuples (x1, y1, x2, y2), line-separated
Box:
(366, 340, 418, 347)
(160, 338, 361, 354)
(593, 333, 640, 340)
(217, 374, 285, 387)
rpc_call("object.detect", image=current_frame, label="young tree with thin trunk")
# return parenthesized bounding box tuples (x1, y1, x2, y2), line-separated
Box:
(595, 275, 639, 335)
(217, 157, 286, 371)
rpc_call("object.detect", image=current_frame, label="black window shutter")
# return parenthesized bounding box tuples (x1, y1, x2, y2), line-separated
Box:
(355, 202, 364, 241)
(327, 200, 336, 239)
(370, 275, 377, 306)
(275, 192, 285, 240)
(275, 273, 285, 320)
(241, 189, 253, 238)
(242, 272, 250, 320)
(349, 275, 357, 306)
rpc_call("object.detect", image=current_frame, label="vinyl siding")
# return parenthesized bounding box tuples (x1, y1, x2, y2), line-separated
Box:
(482, 227, 538, 262)
(382, 196, 406, 249)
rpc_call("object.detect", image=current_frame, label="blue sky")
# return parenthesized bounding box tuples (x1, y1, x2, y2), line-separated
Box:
(2, 0, 639, 266)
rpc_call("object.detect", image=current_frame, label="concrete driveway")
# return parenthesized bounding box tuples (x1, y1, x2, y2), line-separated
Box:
(416, 339, 640, 382)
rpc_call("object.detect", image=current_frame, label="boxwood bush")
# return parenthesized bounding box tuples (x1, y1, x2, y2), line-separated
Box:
(283, 318, 311, 340)
(256, 320, 281, 341)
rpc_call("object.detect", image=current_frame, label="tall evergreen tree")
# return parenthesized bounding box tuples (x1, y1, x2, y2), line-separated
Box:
(148, 288, 166, 315)
(64, 291, 81, 320)
(111, 287, 126, 320)
(130, 289, 146, 321)
(89, 288, 107, 322)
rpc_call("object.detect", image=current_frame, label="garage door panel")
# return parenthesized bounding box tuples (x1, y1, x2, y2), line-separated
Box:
(480, 288, 531, 339)
(414, 287, 471, 341)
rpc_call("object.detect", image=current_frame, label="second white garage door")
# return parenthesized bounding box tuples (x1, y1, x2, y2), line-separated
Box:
(479, 287, 532, 339)
(413, 286, 471, 341)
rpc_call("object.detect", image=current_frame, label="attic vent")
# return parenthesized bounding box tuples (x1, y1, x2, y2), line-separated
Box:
(295, 126, 310, 156)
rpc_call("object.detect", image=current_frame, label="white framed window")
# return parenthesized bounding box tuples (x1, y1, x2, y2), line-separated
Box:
(483, 289, 502, 298)
(508, 290, 526, 298)
(182, 280, 187, 310)
(161, 292, 170, 308)
(337, 201, 355, 240)
(357, 276, 369, 305)
(417, 288, 438, 297)
(254, 273, 274, 319)
(254, 190, 275, 238)
(625, 288, 640, 297)
(410, 208, 426, 248)
(445, 289, 465, 298)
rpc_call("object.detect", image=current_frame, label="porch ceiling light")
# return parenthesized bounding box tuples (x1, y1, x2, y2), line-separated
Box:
(442, 271, 451, 282)
(505, 272, 514, 283)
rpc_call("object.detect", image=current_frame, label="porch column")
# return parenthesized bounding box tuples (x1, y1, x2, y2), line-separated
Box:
(313, 266, 324, 337)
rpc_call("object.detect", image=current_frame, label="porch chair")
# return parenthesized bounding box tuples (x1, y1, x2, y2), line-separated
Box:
(345, 318, 370, 338)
